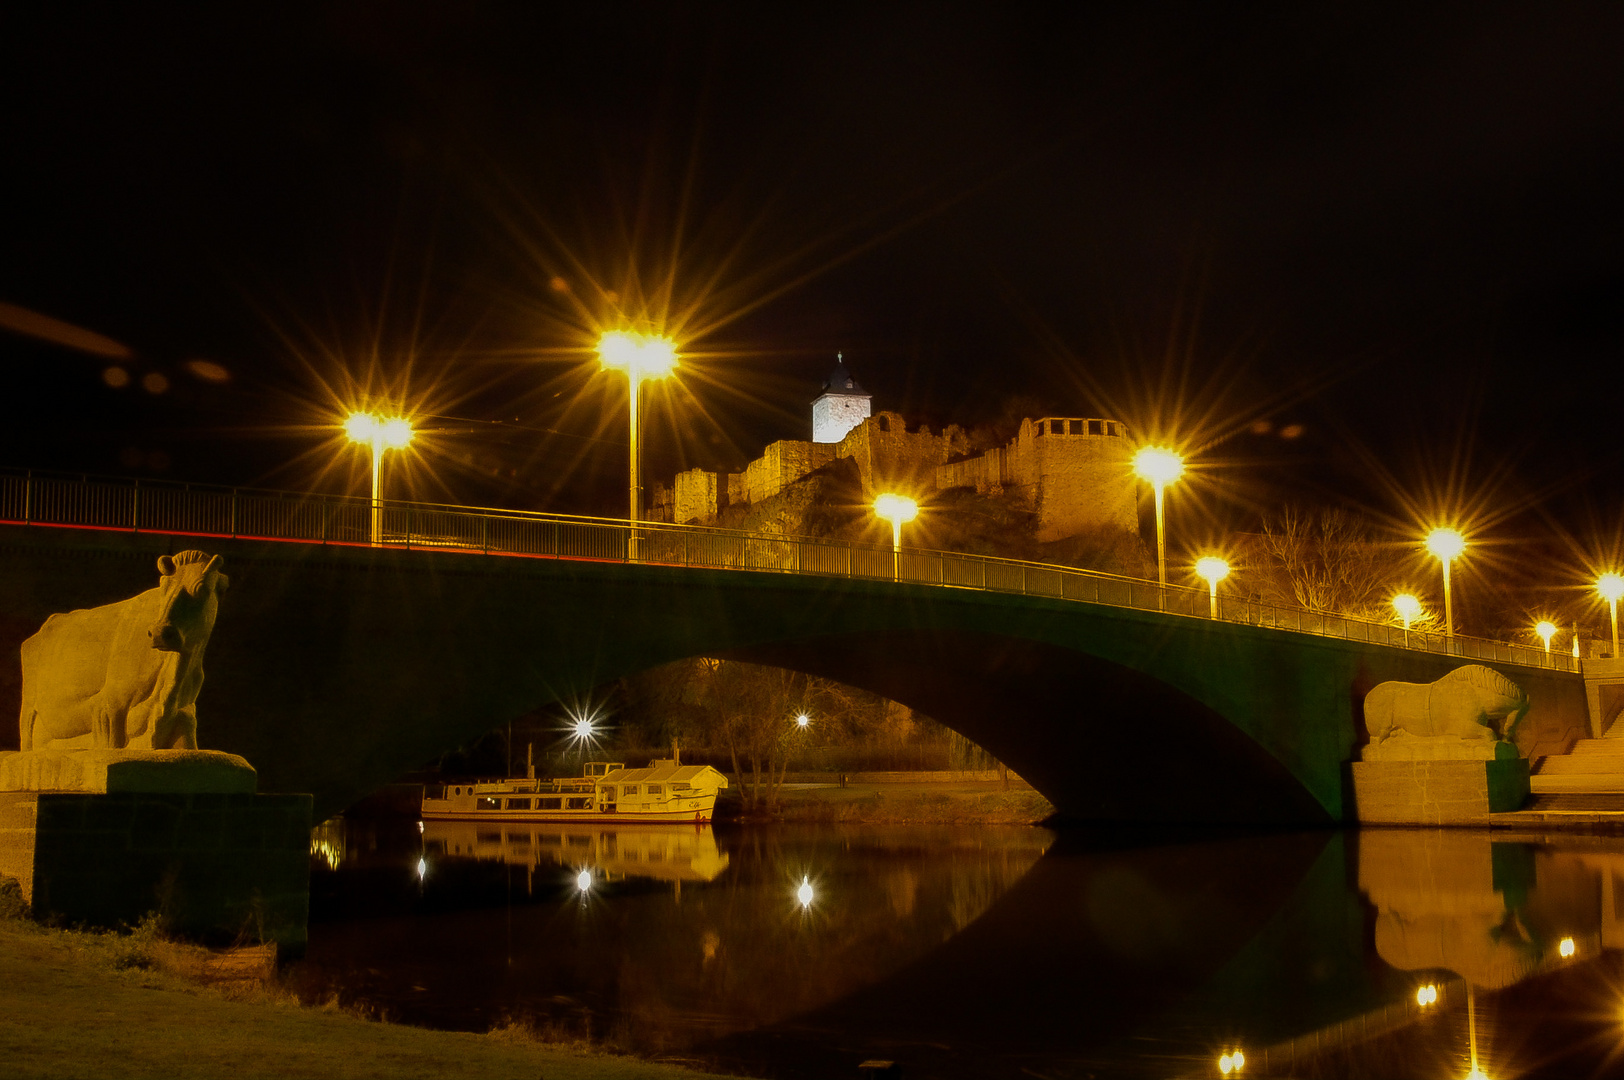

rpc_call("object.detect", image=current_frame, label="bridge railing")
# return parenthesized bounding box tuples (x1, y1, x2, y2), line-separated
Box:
(0, 466, 1576, 672)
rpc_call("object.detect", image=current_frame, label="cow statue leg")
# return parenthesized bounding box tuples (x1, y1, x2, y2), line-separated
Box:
(90, 697, 127, 750)
(151, 706, 199, 751)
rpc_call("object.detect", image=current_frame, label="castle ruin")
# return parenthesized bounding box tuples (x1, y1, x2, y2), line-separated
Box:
(655, 359, 1139, 544)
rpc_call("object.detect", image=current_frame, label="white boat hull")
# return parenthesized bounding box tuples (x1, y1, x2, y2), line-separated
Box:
(421, 802, 716, 824)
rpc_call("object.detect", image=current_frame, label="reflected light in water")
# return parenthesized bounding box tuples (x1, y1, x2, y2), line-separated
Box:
(796, 877, 815, 909)
(1217, 1048, 1245, 1074)
(577, 869, 593, 893)
(416, 858, 427, 879)
(1558, 936, 1576, 958)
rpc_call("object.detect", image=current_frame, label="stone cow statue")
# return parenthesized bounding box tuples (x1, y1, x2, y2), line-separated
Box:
(1365, 664, 1529, 749)
(18, 551, 228, 751)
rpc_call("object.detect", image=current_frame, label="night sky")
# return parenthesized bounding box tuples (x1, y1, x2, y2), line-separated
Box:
(4, 4, 1622, 607)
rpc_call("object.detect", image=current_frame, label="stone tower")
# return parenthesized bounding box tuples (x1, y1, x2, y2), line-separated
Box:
(811, 354, 872, 444)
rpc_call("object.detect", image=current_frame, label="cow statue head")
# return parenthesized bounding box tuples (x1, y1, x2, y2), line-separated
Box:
(148, 551, 229, 652)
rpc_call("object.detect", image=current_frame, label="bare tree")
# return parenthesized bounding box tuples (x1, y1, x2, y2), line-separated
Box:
(1253, 506, 1416, 623)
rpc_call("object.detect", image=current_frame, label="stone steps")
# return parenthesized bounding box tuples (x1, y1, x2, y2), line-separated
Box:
(1530, 740, 1624, 794)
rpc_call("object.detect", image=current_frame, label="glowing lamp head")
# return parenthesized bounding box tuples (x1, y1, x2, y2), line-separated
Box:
(796, 877, 814, 909)
(1416, 984, 1438, 1006)
(1392, 594, 1422, 625)
(1194, 557, 1230, 587)
(1536, 621, 1557, 649)
(346, 412, 412, 449)
(1217, 1049, 1244, 1075)
(1133, 445, 1184, 488)
(795, 713, 811, 729)
(1425, 527, 1465, 562)
(1559, 936, 1576, 958)
(345, 412, 378, 443)
(597, 330, 678, 380)
(576, 869, 592, 892)
(872, 493, 919, 526)
(1598, 573, 1624, 604)
(574, 718, 594, 739)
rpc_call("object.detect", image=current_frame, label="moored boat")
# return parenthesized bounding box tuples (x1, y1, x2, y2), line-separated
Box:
(422, 755, 728, 823)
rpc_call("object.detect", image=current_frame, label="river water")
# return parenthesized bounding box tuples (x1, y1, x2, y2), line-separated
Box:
(295, 818, 1624, 1079)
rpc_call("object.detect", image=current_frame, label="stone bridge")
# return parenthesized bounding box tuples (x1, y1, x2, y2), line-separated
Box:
(0, 521, 1590, 823)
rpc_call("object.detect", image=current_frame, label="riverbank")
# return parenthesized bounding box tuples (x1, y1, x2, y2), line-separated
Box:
(729, 778, 1055, 824)
(0, 910, 738, 1080)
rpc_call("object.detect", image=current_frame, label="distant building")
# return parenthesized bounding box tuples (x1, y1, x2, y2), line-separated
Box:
(665, 359, 1139, 543)
(811, 355, 871, 444)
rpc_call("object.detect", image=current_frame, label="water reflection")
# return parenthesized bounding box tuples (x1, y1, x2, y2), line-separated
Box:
(423, 820, 731, 883)
(297, 821, 1624, 1078)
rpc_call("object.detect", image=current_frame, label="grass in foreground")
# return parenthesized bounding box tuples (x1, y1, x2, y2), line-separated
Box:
(0, 913, 740, 1080)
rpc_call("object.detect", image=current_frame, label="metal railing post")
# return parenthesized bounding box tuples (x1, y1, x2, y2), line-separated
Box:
(230, 489, 238, 538)
(321, 497, 328, 544)
(22, 470, 31, 523)
(481, 514, 489, 554)
(131, 480, 140, 532)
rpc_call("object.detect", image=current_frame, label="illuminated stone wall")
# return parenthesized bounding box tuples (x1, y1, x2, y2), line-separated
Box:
(744, 440, 839, 505)
(674, 467, 719, 525)
(936, 417, 1136, 542)
(835, 411, 972, 498)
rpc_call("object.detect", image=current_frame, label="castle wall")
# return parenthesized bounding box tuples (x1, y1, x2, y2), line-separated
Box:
(744, 440, 840, 505)
(837, 412, 971, 498)
(674, 467, 719, 525)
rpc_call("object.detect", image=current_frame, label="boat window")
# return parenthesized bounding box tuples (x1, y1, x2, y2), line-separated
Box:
(646, 784, 663, 795)
(506, 798, 531, 810)
(1069, 419, 1083, 434)
(477, 797, 500, 810)
(1051, 419, 1064, 434)
(1088, 419, 1104, 435)
(424, 785, 444, 799)
(623, 785, 639, 797)
(671, 782, 691, 790)
(538, 798, 562, 811)
(565, 797, 593, 810)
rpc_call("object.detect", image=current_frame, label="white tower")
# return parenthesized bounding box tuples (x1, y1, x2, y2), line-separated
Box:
(811, 354, 871, 443)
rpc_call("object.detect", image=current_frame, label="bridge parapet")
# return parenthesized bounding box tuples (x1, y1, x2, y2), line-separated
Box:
(0, 465, 1570, 673)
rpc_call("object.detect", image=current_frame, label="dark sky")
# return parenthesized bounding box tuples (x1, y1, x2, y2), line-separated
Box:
(4, 3, 1622, 585)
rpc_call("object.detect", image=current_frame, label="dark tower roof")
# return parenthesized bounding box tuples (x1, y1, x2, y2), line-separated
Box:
(817, 354, 869, 398)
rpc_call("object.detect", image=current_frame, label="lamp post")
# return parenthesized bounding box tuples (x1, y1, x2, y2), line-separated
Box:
(1425, 528, 1465, 640)
(1392, 593, 1422, 632)
(1598, 573, 1624, 659)
(1194, 556, 1230, 619)
(598, 331, 678, 561)
(1133, 447, 1184, 588)
(873, 493, 918, 581)
(345, 412, 413, 545)
(1536, 620, 1557, 662)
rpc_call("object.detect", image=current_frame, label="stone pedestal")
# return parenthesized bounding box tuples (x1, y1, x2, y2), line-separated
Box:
(0, 791, 311, 952)
(1350, 758, 1530, 825)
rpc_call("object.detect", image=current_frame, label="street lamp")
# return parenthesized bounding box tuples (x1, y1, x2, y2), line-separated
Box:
(873, 493, 918, 580)
(1598, 573, 1624, 659)
(598, 330, 679, 561)
(1392, 593, 1422, 632)
(795, 713, 811, 729)
(1425, 528, 1466, 639)
(345, 412, 413, 544)
(1535, 620, 1557, 655)
(1194, 556, 1230, 619)
(1133, 446, 1184, 587)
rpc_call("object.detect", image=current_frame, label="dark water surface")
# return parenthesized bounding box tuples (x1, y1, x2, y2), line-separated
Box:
(295, 819, 1624, 1079)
